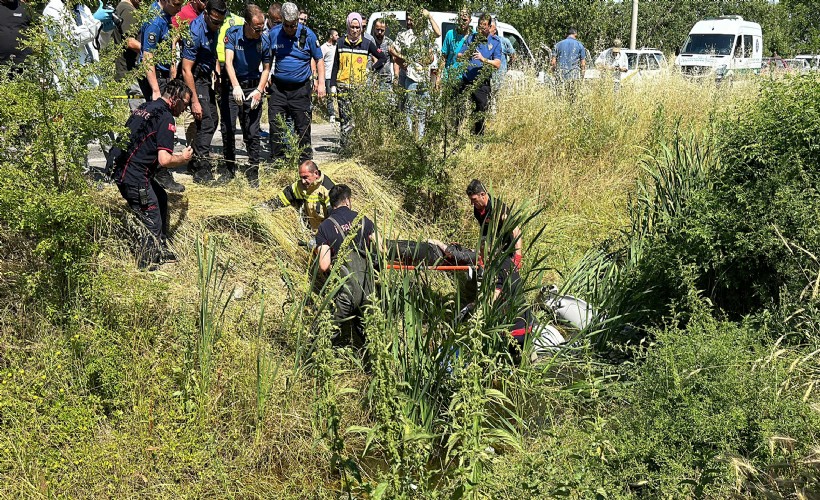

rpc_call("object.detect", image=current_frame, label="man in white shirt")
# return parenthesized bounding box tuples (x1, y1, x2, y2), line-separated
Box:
(596, 38, 628, 92)
(321, 29, 338, 123)
(390, 8, 440, 138)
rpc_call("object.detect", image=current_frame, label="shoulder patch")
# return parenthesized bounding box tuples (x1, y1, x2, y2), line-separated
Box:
(168, 123, 176, 132)
(147, 32, 157, 44)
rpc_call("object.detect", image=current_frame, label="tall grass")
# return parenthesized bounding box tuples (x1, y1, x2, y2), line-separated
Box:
(194, 235, 234, 419)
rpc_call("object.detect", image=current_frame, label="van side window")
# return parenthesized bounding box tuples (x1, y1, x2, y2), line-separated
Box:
(646, 54, 660, 70)
(733, 36, 743, 58)
(743, 35, 752, 58)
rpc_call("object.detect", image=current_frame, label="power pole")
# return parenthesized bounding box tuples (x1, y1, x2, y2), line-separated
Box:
(630, 0, 638, 49)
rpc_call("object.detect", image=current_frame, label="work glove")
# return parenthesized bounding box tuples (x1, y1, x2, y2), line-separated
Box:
(93, 1, 116, 32)
(262, 197, 285, 210)
(232, 86, 245, 105)
(512, 254, 522, 271)
(246, 89, 262, 110)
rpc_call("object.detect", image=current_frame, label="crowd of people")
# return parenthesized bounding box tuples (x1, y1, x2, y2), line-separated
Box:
(0, 1, 564, 352)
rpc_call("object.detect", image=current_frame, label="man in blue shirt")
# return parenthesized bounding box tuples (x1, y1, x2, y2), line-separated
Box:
(223, 4, 271, 186)
(457, 13, 501, 135)
(139, 0, 185, 193)
(181, 0, 227, 184)
(267, 2, 325, 164)
(551, 27, 586, 100)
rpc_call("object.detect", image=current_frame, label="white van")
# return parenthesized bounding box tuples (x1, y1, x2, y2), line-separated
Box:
(674, 16, 763, 82)
(365, 11, 535, 69)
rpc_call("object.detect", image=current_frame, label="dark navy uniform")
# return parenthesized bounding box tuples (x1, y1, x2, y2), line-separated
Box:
(182, 13, 220, 177)
(223, 24, 271, 180)
(110, 99, 177, 268)
(473, 196, 520, 296)
(138, 2, 173, 100)
(267, 23, 323, 163)
(0, 0, 33, 72)
(315, 205, 376, 346)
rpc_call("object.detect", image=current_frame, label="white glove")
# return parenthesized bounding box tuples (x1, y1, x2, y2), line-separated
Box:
(246, 89, 262, 110)
(232, 86, 244, 105)
(330, 86, 337, 95)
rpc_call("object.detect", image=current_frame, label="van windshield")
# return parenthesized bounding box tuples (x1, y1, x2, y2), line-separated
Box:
(681, 34, 735, 55)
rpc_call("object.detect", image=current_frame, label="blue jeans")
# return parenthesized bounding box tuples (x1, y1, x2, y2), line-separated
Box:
(402, 76, 427, 138)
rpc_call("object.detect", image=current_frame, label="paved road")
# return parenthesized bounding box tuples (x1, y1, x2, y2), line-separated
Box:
(87, 120, 340, 172)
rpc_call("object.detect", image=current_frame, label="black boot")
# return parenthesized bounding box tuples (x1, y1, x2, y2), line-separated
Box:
(155, 169, 185, 193)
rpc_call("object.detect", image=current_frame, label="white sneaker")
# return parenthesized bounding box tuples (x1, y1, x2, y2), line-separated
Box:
(329, 116, 336, 124)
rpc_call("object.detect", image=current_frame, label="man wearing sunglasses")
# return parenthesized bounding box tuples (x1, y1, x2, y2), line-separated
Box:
(181, 0, 227, 184)
(267, 2, 325, 164)
(222, 4, 271, 186)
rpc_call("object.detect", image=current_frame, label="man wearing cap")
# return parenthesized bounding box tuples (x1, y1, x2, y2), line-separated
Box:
(266, 2, 325, 164)
(597, 38, 628, 92)
(550, 27, 586, 100)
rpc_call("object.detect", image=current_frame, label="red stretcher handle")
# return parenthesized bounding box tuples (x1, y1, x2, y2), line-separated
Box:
(386, 264, 472, 272)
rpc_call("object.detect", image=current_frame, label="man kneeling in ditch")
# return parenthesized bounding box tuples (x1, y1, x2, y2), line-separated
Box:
(313, 184, 382, 347)
(109, 79, 194, 270)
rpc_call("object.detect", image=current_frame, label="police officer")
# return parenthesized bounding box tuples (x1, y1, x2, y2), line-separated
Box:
(110, 79, 194, 270)
(267, 2, 325, 164)
(181, 0, 227, 184)
(139, 0, 186, 193)
(223, 4, 271, 186)
(139, 0, 183, 101)
(457, 13, 502, 135)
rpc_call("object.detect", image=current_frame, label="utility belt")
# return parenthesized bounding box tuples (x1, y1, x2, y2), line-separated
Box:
(237, 77, 261, 89)
(272, 77, 310, 91)
(194, 64, 214, 80)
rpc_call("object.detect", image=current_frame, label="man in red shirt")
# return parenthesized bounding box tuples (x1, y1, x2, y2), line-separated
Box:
(172, 0, 204, 27)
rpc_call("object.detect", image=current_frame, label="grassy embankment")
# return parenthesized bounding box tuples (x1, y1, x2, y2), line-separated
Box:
(2, 74, 817, 497)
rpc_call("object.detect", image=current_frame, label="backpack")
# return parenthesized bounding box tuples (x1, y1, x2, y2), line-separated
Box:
(327, 216, 374, 309)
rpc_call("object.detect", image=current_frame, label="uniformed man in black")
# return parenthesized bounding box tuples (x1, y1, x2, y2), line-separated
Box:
(466, 179, 523, 301)
(110, 79, 194, 269)
(315, 184, 379, 346)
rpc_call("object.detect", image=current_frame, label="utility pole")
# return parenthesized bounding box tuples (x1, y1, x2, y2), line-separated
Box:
(630, 0, 638, 49)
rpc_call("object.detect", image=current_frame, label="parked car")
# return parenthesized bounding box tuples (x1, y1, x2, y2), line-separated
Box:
(586, 48, 668, 84)
(795, 54, 820, 70)
(761, 57, 810, 75)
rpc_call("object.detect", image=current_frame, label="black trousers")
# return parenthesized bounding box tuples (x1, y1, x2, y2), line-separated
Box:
(191, 74, 218, 174)
(219, 77, 263, 168)
(138, 71, 170, 102)
(118, 178, 168, 268)
(461, 80, 492, 135)
(268, 78, 313, 164)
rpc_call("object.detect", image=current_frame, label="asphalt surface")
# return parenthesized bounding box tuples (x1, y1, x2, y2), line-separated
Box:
(86, 111, 341, 177)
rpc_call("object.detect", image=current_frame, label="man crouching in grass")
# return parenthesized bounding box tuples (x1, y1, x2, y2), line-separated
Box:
(109, 79, 194, 270)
